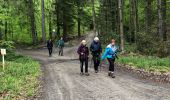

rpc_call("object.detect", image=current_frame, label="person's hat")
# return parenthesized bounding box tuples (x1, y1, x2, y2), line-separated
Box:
(94, 37, 99, 41)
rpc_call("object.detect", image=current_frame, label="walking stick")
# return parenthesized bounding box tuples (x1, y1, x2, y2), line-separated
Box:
(90, 56, 93, 68)
(99, 61, 102, 71)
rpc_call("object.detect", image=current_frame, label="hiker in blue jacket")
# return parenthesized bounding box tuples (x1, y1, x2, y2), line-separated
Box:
(57, 37, 65, 56)
(102, 39, 118, 78)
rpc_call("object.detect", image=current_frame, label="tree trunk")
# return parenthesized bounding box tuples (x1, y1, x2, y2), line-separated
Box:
(56, 2, 60, 38)
(28, 0, 37, 45)
(0, 23, 2, 40)
(146, 0, 152, 34)
(133, 0, 138, 43)
(157, 0, 162, 38)
(49, 12, 52, 39)
(77, 1, 81, 38)
(5, 21, 7, 41)
(41, 0, 46, 43)
(63, 10, 67, 41)
(11, 23, 14, 39)
(162, 0, 167, 41)
(129, 0, 138, 43)
(157, 0, 166, 41)
(92, 0, 97, 35)
(114, 0, 119, 35)
(105, 0, 108, 34)
(129, 0, 133, 43)
(118, 0, 124, 52)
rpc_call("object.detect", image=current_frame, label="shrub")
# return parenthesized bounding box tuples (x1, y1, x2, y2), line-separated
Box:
(0, 40, 15, 50)
(99, 32, 120, 44)
(136, 32, 170, 57)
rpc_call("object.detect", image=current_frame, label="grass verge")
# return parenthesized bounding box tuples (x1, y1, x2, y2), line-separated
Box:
(0, 52, 40, 99)
(117, 53, 170, 73)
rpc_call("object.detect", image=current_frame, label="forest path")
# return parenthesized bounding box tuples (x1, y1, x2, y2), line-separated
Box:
(19, 32, 170, 100)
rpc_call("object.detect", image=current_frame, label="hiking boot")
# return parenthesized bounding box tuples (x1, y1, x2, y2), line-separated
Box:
(108, 72, 111, 76)
(95, 70, 98, 73)
(80, 72, 84, 76)
(110, 72, 115, 78)
(85, 73, 89, 76)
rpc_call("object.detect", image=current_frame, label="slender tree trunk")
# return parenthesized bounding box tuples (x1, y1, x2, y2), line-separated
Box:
(162, 0, 167, 41)
(5, 21, 7, 41)
(0, 23, 2, 40)
(118, 0, 124, 52)
(105, 0, 108, 34)
(56, 2, 60, 38)
(157, 0, 162, 38)
(11, 23, 14, 39)
(63, 9, 67, 41)
(77, 1, 81, 38)
(129, 0, 133, 43)
(28, 0, 37, 45)
(133, 0, 138, 43)
(49, 12, 52, 39)
(92, 0, 97, 35)
(146, 0, 152, 34)
(115, 0, 119, 35)
(41, 0, 46, 43)
(157, 0, 166, 40)
(129, 0, 138, 43)
(78, 15, 81, 38)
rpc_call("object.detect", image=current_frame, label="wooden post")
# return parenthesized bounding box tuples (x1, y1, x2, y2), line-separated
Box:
(2, 54, 4, 71)
(1, 49, 6, 71)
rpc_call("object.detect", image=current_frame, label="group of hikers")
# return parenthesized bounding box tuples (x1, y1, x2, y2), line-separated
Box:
(47, 36, 118, 78)
(47, 37, 65, 57)
(77, 37, 118, 78)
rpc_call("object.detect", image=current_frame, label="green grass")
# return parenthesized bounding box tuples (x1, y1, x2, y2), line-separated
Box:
(117, 53, 170, 73)
(0, 52, 40, 99)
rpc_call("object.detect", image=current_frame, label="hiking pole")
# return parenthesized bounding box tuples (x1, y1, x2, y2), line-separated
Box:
(90, 57, 93, 68)
(99, 59, 103, 71)
(99, 62, 102, 71)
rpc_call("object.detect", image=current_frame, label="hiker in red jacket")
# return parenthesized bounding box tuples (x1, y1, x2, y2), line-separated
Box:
(77, 40, 89, 76)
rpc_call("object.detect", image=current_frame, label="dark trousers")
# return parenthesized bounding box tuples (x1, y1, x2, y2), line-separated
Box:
(59, 46, 63, 56)
(48, 48, 53, 56)
(80, 59, 88, 73)
(107, 58, 115, 72)
(93, 56, 100, 71)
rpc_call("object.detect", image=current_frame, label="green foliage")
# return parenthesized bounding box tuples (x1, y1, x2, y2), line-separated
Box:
(0, 40, 14, 50)
(136, 32, 170, 57)
(0, 52, 40, 99)
(117, 54, 170, 73)
(100, 32, 120, 44)
(124, 43, 138, 53)
(136, 32, 159, 55)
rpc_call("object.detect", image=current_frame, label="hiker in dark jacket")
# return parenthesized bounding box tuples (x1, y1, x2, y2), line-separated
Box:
(102, 39, 118, 78)
(77, 40, 89, 76)
(90, 37, 102, 73)
(47, 39, 53, 57)
(57, 37, 65, 56)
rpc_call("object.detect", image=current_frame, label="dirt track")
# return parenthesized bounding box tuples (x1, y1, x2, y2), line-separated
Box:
(19, 33, 170, 100)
